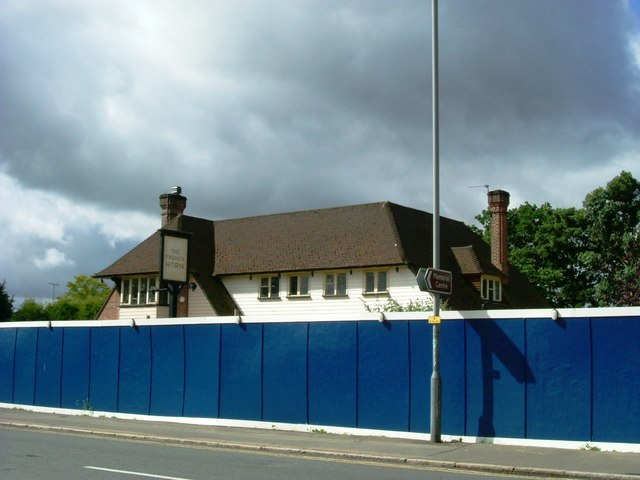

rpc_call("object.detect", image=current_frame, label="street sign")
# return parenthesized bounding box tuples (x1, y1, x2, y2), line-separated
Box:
(416, 267, 452, 295)
(160, 230, 190, 283)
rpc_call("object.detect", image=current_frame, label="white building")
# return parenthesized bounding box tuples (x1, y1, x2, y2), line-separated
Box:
(94, 188, 547, 320)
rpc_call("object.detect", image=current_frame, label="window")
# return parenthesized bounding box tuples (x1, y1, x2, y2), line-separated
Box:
(130, 279, 139, 304)
(122, 279, 130, 304)
(481, 276, 502, 302)
(324, 272, 347, 296)
(148, 278, 157, 303)
(259, 275, 280, 299)
(288, 274, 310, 297)
(364, 270, 388, 294)
(121, 277, 158, 305)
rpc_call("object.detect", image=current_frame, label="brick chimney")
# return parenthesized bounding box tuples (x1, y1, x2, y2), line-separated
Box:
(159, 186, 187, 227)
(488, 189, 510, 275)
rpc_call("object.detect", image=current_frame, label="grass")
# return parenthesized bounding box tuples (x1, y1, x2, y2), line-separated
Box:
(581, 443, 601, 452)
(77, 398, 93, 412)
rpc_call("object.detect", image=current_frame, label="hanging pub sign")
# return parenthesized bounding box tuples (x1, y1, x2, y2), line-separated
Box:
(159, 229, 191, 283)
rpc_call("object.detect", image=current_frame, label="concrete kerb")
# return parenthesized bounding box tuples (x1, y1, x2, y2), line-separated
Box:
(1, 421, 638, 480)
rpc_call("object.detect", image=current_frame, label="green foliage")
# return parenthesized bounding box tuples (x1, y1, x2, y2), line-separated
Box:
(47, 298, 82, 321)
(509, 203, 588, 306)
(61, 275, 110, 303)
(470, 210, 491, 243)
(0, 280, 14, 321)
(474, 203, 588, 306)
(473, 171, 640, 307)
(580, 171, 640, 306)
(12, 275, 111, 321)
(363, 298, 444, 312)
(77, 398, 93, 412)
(56, 275, 111, 320)
(12, 298, 50, 322)
(581, 443, 601, 452)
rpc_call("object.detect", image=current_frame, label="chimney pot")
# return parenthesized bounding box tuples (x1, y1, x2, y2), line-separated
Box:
(488, 189, 510, 275)
(159, 187, 187, 227)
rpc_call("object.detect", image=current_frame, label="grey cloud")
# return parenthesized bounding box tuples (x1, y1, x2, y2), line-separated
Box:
(2, 1, 640, 302)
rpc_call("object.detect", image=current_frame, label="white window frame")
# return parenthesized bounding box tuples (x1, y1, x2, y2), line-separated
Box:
(363, 270, 388, 295)
(288, 274, 310, 298)
(481, 275, 502, 302)
(121, 276, 158, 305)
(324, 271, 348, 297)
(259, 275, 280, 299)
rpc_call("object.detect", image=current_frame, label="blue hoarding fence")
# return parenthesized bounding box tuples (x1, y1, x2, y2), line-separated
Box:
(0, 308, 639, 446)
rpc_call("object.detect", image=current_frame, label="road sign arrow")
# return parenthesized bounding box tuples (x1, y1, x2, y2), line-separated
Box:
(416, 267, 428, 292)
(416, 267, 452, 295)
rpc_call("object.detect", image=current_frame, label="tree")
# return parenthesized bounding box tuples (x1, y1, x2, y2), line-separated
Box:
(12, 298, 49, 322)
(580, 171, 640, 306)
(46, 298, 81, 321)
(11, 275, 111, 321)
(508, 203, 589, 307)
(54, 275, 111, 320)
(473, 171, 640, 307)
(0, 280, 14, 321)
(474, 202, 589, 307)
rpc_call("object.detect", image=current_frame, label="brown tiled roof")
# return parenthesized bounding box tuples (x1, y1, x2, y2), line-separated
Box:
(385, 203, 514, 309)
(180, 216, 238, 315)
(451, 246, 482, 275)
(94, 201, 548, 310)
(94, 231, 161, 277)
(213, 202, 405, 275)
(94, 216, 239, 315)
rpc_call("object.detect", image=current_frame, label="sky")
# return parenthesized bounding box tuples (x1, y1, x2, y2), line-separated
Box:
(2, 0, 640, 303)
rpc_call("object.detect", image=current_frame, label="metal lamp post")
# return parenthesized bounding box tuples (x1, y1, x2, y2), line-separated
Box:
(431, 0, 442, 443)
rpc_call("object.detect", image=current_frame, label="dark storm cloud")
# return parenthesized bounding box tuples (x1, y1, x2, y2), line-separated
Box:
(1, 0, 640, 300)
(3, 1, 637, 214)
(435, 2, 639, 207)
(1, 1, 435, 215)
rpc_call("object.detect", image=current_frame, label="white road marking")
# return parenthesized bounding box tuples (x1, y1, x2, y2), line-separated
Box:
(84, 466, 192, 480)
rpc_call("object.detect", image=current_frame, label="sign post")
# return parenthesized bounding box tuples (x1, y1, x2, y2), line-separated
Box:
(416, 267, 452, 296)
(159, 229, 191, 318)
(416, 265, 452, 443)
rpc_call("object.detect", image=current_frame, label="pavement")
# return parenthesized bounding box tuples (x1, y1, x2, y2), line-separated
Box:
(1, 408, 639, 479)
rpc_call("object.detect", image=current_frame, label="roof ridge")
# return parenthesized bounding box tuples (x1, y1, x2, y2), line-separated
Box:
(214, 201, 398, 223)
(383, 202, 409, 263)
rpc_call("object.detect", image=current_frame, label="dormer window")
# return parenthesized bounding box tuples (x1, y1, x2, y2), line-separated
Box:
(481, 275, 502, 302)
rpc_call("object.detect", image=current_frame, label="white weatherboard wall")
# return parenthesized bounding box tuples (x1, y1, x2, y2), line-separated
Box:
(223, 266, 433, 316)
(188, 277, 217, 317)
(118, 305, 169, 320)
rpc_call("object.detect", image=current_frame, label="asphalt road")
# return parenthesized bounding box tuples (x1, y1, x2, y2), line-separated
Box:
(0, 427, 526, 480)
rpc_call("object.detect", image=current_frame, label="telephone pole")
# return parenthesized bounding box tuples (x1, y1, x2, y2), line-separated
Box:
(48, 282, 59, 303)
